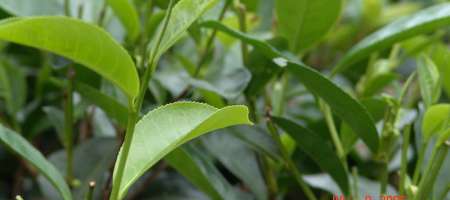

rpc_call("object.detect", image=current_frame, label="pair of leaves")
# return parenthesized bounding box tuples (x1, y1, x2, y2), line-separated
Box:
(333, 2, 450, 75)
(113, 102, 252, 199)
(0, 125, 72, 200)
(275, 0, 342, 52)
(200, 21, 379, 153)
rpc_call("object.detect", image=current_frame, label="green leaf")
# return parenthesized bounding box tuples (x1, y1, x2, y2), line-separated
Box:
(422, 104, 450, 143)
(42, 106, 65, 146)
(114, 102, 252, 199)
(333, 3, 450, 75)
(0, 16, 140, 99)
(0, 124, 72, 200)
(166, 144, 240, 200)
(200, 20, 379, 153)
(272, 117, 350, 195)
(0, 0, 63, 16)
(286, 62, 379, 153)
(275, 0, 341, 52)
(148, 0, 219, 69)
(0, 59, 26, 117)
(417, 55, 441, 108)
(107, 0, 140, 41)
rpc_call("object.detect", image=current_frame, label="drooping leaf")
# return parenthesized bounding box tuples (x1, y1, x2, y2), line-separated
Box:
(0, 58, 26, 117)
(333, 3, 450, 75)
(148, 0, 219, 70)
(107, 0, 140, 41)
(166, 144, 243, 200)
(273, 117, 350, 195)
(417, 55, 441, 108)
(200, 20, 379, 153)
(114, 102, 252, 199)
(422, 104, 450, 143)
(0, 16, 140, 99)
(275, 0, 341, 52)
(0, 0, 63, 16)
(0, 124, 72, 200)
(202, 131, 267, 200)
(286, 62, 379, 153)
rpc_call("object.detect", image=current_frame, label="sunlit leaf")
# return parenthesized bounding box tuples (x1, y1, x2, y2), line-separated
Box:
(114, 102, 252, 199)
(0, 16, 140, 99)
(0, 124, 72, 200)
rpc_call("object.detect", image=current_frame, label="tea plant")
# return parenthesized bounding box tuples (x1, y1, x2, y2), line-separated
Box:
(0, 0, 449, 199)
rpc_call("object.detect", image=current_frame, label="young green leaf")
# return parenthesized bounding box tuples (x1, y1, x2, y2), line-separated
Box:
(0, 16, 140, 99)
(106, 0, 140, 41)
(333, 3, 450, 75)
(148, 0, 219, 69)
(275, 0, 341, 52)
(429, 44, 450, 98)
(200, 20, 379, 153)
(113, 102, 252, 199)
(417, 55, 441, 108)
(422, 104, 450, 143)
(0, 124, 72, 200)
(166, 144, 240, 200)
(272, 117, 350, 195)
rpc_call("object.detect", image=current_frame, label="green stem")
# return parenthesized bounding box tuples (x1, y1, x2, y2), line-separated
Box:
(266, 119, 317, 200)
(85, 181, 96, 200)
(413, 140, 429, 184)
(64, 0, 71, 17)
(415, 142, 449, 200)
(109, 102, 138, 200)
(261, 156, 278, 199)
(64, 67, 75, 184)
(235, 0, 248, 66)
(352, 167, 359, 200)
(109, 1, 175, 199)
(193, 0, 231, 77)
(399, 125, 411, 195)
(319, 101, 347, 169)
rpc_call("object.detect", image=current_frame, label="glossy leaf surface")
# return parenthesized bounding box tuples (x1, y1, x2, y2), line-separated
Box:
(0, 16, 140, 99)
(417, 55, 441, 108)
(333, 3, 450, 75)
(114, 102, 251, 199)
(0, 125, 72, 200)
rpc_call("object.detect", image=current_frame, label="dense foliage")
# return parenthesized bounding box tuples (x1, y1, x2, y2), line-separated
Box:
(0, 0, 449, 199)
